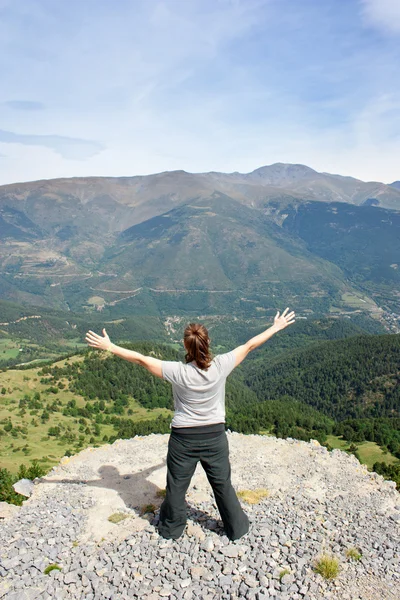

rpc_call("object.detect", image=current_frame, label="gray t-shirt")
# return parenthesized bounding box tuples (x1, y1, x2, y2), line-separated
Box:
(162, 352, 236, 428)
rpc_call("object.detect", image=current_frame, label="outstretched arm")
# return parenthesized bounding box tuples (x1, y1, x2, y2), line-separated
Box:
(232, 307, 295, 367)
(85, 329, 163, 378)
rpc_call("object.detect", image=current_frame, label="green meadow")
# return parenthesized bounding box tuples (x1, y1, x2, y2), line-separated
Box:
(0, 338, 22, 360)
(0, 356, 172, 474)
(326, 435, 399, 469)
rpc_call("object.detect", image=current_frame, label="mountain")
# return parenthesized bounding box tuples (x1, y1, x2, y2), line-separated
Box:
(106, 193, 349, 301)
(0, 164, 399, 316)
(1, 164, 399, 237)
(281, 201, 400, 312)
(390, 181, 400, 190)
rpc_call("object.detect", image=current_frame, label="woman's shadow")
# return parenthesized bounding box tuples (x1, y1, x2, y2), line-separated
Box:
(39, 462, 223, 534)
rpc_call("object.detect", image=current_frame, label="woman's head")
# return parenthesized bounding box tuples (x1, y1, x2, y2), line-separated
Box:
(183, 323, 212, 370)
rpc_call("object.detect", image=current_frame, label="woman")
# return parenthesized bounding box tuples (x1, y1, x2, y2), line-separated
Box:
(85, 307, 295, 541)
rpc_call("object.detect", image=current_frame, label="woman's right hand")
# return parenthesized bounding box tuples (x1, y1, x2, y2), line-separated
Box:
(273, 308, 296, 331)
(85, 328, 112, 351)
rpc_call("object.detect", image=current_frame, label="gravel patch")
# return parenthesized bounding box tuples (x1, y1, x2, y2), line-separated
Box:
(0, 433, 399, 600)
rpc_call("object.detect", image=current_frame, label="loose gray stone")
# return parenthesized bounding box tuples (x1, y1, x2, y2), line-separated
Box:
(0, 502, 21, 520)
(12, 479, 34, 497)
(1, 556, 20, 570)
(64, 570, 80, 585)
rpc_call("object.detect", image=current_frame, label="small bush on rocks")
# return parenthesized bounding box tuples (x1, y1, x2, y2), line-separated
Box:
(346, 547, 362, 561)
(237, 488, 270, 504)
(44, 564, 62, 575)
(313, 554, 340, 579)
(279, 568, 291, 580)
(140, 503, 157, 515)
(108, 512, 130, 524)
(0, 460, 46, 505)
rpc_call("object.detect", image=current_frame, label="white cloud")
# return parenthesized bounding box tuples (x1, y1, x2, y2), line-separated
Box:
(361, 0, 400, 33)
(0, 130, 104, 160)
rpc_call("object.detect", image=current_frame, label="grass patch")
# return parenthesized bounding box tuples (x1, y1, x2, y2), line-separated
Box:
(140, 503, 157, 515)
(326, 435, 399, 469)
(326, 435, 348, 450)
(341, 293, 376, 309)
(346, 547, 362, 561)
(279, 568, 291, 580)
(313, 554, 340, 579)
(107, 512, 130, 524)
(156, 488, 166, 498)
(237, 488, 270, 504)
(356, 441, 399, 468)
(0, 338, 20, 360)
(44, 564, 62, 575)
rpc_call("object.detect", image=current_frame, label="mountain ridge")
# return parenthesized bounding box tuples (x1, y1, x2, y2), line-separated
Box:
(0, 163, 399, 315)
(2, 162, 400, 217)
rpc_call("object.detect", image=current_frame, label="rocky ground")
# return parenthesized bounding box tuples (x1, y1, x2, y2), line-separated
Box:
(0, 432, 399, 600)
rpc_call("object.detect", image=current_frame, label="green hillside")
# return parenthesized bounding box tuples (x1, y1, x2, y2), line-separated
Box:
(0, 299, 169, 368)
(98, 194, 366, 315)
(244, 333, 400, 420)
(283, 202, 400, 312)
(242, 333, 400, 465)
(0, 349, 174, 474)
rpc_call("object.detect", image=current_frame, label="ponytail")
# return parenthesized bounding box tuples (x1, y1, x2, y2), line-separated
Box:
(183, 323, 212, 370)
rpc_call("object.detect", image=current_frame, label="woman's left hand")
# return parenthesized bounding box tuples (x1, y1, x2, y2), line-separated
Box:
(85, 328, 112, 351)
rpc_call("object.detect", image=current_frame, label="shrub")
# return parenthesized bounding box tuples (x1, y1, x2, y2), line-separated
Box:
(44, 564, 62, 575)
(0, 468, 24, 505)
(279, 568, 291, 580)
(313, 554, 340, 579)
(346, 547, 362, 561)
(237, 488, 270, 504)
(48, 426, 61, 437)
(108, 512, 130, 524)
(17, 460, 46, 480)
(141, 504, 157, 515)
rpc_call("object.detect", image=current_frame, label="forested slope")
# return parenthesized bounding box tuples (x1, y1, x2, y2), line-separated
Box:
(243, 334, 400, 420)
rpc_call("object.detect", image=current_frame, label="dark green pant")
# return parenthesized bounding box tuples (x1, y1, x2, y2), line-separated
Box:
(158, 431, 249, 540)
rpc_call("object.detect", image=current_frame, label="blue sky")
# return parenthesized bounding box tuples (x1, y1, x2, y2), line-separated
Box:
(0, 0, 400, 185)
